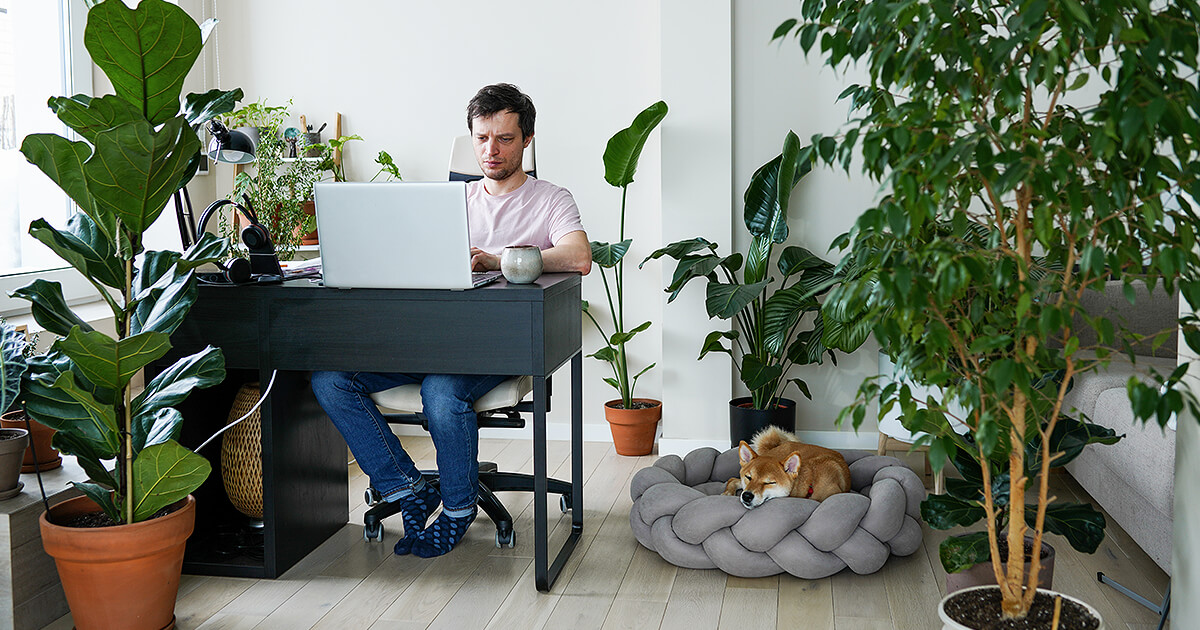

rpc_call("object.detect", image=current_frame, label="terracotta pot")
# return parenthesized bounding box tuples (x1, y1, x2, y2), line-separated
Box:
(299, 199, 318, 245)
(944, 535, 1055, 594)
(0, 427, 29, 499)
(728, 397, 796, 448)
(40, 494, 197, 630)
(1, 409, 62, 472)
(938, 585, 1103, 630)
(604, 398, 662, 456)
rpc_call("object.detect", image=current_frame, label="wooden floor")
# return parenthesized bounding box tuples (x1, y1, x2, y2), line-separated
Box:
(45, 436, 1171, 629)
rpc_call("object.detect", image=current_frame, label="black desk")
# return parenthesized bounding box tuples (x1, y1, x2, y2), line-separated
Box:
(157, 273, 583, 590)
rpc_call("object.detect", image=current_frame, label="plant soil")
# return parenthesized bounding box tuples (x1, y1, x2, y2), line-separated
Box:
(58, 504, 179, 528)
(611, 401, 658, 410)
(943, 588, 1099, 630)
(0, 432, 23, 441)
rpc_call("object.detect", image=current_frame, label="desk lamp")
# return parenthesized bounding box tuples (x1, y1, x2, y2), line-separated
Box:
(174, 120, 258, 249)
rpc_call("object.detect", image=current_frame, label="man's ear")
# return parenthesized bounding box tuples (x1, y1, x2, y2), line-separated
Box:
(783, 453, 801, 476)
(738, 441, 755, 464)
(522, 132, 533, 149)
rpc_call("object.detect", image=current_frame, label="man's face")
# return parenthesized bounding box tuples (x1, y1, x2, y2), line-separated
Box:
(471, 111, 531, 183)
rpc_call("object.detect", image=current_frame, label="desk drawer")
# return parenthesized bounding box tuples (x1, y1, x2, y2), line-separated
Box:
(270, 299, 537, 374)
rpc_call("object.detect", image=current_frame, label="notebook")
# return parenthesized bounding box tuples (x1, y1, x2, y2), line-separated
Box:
(314, 181, 500, 290)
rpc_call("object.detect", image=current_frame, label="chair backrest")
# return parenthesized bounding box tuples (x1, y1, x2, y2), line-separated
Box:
(448, 134, 537, 182)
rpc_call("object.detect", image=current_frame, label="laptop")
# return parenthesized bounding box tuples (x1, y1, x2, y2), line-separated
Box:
(314, 181, 501, 289)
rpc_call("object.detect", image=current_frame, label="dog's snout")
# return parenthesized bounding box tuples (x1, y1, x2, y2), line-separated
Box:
(740, 491, 754, 505)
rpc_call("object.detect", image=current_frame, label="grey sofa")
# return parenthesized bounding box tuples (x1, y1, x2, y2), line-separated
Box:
(1061, 280, 1178, 573)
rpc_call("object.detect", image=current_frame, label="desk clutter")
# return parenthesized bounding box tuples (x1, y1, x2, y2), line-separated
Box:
(628, 447, 926, 578)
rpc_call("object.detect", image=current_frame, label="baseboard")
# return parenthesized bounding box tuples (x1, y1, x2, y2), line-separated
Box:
(659, 430, 881, 457)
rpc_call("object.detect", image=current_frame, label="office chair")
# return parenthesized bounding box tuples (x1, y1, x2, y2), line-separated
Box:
(360, 134, 570, 548)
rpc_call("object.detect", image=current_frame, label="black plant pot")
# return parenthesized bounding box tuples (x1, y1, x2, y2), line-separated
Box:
(728, 397, 796, 448)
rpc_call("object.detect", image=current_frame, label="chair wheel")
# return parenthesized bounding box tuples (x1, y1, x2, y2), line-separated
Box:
(365, 487, 382, 506)
(495, 528, 515, 548)
(560, 494, 572, 513)
(364, 522, 383, 542)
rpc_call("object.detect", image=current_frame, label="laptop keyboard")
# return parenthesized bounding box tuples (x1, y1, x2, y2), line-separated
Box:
(472, 271, 502, 288)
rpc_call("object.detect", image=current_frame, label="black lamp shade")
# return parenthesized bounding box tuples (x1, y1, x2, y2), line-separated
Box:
(207, 120, 256, 165)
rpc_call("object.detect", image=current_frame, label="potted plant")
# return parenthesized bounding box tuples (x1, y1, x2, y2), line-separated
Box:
(14, 0, 235, 627)
(644, 131, 868, 446)
(0, 320, 31, 499)
(583, 101, 667, 456)
(221, 98, 290, 150)
(0, 321, 58, 472)
(779, 0, 1200, 625)
(225, 111, 321, 260)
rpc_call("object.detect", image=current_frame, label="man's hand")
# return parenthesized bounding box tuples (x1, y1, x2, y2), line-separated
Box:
(470, 247, 500, 271)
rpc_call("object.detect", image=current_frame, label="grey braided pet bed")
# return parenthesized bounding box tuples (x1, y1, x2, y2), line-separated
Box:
(629, 448, 926, 578)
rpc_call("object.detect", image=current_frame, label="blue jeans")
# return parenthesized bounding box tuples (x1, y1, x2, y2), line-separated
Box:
(310, 371, 507, 515)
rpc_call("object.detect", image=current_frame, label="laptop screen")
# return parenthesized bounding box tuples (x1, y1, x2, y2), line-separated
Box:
(314, 182, 478, 289)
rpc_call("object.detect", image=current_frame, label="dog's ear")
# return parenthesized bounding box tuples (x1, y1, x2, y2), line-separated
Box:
(783, 452, 801, 476)
(738, 441, 756, 464)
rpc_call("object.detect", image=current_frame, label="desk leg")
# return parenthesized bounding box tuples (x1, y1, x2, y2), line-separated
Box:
(533, 353, 584, 592)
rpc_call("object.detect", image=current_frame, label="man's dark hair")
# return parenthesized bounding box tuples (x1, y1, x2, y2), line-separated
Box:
(467, 83, 536, 139)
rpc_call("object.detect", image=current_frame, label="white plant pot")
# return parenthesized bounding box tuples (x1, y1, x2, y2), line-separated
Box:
(937, 585, 1104, 630)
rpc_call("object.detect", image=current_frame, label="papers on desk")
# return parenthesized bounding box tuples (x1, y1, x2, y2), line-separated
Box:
(280, 257, 322, 280)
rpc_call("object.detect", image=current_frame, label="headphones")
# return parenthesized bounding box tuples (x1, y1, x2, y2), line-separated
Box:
(194, 195, 284, 285)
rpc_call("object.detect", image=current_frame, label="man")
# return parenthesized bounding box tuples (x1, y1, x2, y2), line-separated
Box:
(311, 84, 590, 558)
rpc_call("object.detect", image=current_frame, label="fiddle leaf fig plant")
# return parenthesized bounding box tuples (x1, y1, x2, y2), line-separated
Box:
(584, 100, 667, 408)
(779, 0, 1200, 620)
(1, 321, 29, 416)
(14, 0, 237, 525)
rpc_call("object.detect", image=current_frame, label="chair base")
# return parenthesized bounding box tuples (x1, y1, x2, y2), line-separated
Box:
(362, 462, 573, 548)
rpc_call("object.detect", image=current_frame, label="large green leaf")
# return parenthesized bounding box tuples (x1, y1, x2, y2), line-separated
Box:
(9, 280, 95, 338)
(27, 368, 120, 458)
(778, 246, 831, 277)
(939, 531, 992, 574)
(705, 281, 769, 319)
(610, 321, 652, 346)
(1027, 416, 1122, 470)
(130, 261, 199, 336)
(698, 330, 738, 360)
(84, 117, 200, 234)
(182, 88, 244, 128)
(54, 430, 119, 489)
(786, 319, 828, 366)
(28, 215, 123, 290)
(1031, 502, 1106, 554)
(55, 328, 170, 391)
(763, 284, 821, 355)
(131, 439, 211, 521)
(921, 493, 986, 530)
(0, 322, 28, 415)
(591, 239, 632, 267)
(179, 232, 231, 267)
(741, 355, 784, 392)
(19, 134, 105, 235)
(48, 94, 141, 144)
(822, 308, 874, 354)
(603, 101, 668, 188)
(131, 346, 225, 419)
(641, 237, 717, 267)
(85, 0, 202, 126)
(72, 482, 120, 523)
(743, 132, 808, 243)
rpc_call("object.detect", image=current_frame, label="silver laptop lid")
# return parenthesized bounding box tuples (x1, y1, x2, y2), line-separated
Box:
(314, 181, 474, 289)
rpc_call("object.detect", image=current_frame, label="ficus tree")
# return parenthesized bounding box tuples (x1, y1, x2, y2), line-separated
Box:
(777, 0, 1200, 620)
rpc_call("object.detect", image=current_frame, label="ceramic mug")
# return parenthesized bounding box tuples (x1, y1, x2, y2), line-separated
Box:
(501, 245, 543, 284)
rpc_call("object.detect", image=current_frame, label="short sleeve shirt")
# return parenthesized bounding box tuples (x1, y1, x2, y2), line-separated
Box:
(466, 177, 585, 253)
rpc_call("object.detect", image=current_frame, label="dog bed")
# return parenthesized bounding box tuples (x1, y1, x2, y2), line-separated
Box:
(628, 447, 925, 578)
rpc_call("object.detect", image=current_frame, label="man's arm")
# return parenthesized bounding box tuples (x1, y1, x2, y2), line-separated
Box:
(470, 230, 592, 275)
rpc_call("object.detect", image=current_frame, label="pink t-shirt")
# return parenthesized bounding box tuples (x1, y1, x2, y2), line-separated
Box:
(467, 177, 585, 254)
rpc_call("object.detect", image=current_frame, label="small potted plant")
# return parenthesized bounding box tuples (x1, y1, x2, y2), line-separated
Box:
(15, 1, 236, 626)
(644, 131, 869, 446)
(0, 321, 57, 472)
(221, 98, 290, 151)
(584, 101, 667, 456)
(0, 321, 31, 499)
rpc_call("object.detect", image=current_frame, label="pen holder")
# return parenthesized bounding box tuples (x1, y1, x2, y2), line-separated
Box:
(501, 245, 543, 284)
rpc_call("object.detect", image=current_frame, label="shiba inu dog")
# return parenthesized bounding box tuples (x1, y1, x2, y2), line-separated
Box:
(722, 426, 852, 507)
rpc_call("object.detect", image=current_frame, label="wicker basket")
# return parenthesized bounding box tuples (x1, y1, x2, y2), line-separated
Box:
(221, 383, 263, 520)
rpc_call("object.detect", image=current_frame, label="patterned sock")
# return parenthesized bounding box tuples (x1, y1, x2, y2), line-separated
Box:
(390, 483, 440, 556)
(410, 509, 477, 558)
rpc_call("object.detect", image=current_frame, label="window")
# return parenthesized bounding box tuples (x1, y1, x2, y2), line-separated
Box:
(0, 0, 94, 314)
